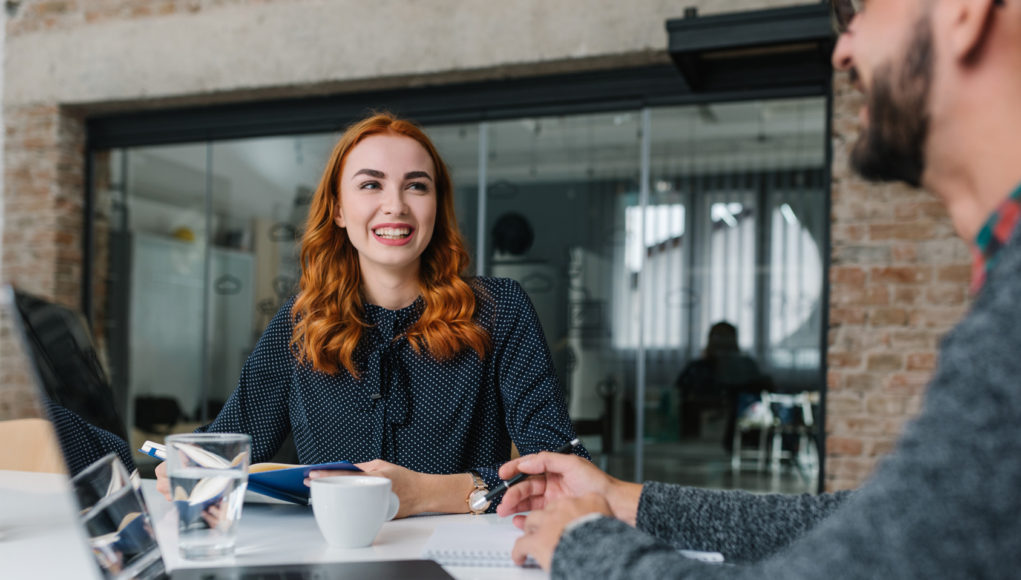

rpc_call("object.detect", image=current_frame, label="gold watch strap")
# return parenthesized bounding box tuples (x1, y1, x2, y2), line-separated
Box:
(468, 470, 487, 492)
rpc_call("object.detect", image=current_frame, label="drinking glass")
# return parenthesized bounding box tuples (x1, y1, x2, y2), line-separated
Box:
(165, 432, 251, 559)
(71, 453, 164, 579)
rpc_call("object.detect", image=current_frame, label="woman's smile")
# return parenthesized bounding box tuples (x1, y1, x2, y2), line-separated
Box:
(372, 223, 416, 245)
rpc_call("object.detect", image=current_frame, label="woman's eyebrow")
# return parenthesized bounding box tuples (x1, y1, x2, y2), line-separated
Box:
(352, 168, 385, 179)
(404, 171, 433, 181)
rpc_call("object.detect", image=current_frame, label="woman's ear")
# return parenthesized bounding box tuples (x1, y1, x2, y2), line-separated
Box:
(334, 205, 345, 228)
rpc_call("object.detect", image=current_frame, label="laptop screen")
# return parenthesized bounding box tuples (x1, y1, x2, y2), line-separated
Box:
(0, 287, 69, 473)
(2, 287, 135, 476)
(10, 288, 128, 441)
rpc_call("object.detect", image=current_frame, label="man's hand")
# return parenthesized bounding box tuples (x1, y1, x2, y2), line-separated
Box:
(510, 493, 613, 570)
(495, 452, 642, 524)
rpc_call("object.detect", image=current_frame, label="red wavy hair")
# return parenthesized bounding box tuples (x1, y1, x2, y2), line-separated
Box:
(291, 113, 489, 377)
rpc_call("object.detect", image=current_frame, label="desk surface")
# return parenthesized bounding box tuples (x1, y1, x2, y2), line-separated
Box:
(0, 471, 545, 580)
(145, 480, 545, 580)
(0, 470, 103, 579)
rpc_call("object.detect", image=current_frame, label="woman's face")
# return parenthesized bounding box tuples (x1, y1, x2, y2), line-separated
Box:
(335, 133, 438, 280)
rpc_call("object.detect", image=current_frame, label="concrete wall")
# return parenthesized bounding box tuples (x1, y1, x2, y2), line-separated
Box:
(4, 0, 805, 109)
(0, 0, 972, 491)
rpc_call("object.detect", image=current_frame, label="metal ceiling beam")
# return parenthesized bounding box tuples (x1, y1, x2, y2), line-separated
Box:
(666, 3, 836, 92)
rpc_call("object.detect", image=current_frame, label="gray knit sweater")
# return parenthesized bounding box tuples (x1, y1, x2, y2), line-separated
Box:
(554, 228, 1021, 579)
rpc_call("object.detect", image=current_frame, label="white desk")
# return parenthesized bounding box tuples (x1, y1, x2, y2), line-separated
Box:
(141, 481, 547, 580)
(0, 470, 545, 580)
(0, 470, 103, 579)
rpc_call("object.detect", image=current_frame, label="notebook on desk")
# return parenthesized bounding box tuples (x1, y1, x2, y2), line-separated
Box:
(0, 284, 453, 580)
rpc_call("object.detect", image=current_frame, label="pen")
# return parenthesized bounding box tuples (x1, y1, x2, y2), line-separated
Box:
(479, 438, 581, 506)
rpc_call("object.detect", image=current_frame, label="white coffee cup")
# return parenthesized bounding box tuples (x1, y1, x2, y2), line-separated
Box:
(310, 476, 399, 548)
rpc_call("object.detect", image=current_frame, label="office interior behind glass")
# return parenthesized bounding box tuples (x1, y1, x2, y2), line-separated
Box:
(90, 97, 826, 494)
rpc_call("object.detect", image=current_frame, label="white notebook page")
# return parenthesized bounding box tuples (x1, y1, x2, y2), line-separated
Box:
(422, 522, 537, 568)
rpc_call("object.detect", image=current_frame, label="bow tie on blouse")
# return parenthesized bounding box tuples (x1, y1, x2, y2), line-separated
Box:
(377, 341, 411, 428)
(363, 302, 420, 462)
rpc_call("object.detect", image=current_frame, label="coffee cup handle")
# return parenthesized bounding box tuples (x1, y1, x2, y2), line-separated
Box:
(385, 491, 399, 521)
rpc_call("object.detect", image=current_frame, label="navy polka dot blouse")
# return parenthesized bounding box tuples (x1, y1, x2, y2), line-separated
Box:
(200, 276, 588, 511)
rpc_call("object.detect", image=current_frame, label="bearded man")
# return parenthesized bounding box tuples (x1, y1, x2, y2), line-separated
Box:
(498, 1, 1021, 577)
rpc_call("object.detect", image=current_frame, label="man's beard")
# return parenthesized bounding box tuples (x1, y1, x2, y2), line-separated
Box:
(850, 15, 934, 187)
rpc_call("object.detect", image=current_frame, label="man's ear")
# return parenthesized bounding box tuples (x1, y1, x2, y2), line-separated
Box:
(947, 0, 998, 63)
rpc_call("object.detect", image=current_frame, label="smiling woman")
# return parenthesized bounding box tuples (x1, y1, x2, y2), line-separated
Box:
(153, 112, 588, 517)
(295, 116, 481, 378)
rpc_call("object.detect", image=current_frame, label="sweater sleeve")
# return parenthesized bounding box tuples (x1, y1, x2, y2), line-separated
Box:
(473, 279, 589, 494)
(636, 483, 852, 561)
(198, 298, 296, 463)
(550, 251, 1021, 579)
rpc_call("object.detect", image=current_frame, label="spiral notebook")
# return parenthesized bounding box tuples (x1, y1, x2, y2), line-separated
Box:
(421, 521, 724, 568)
(422, 522, 537, 568)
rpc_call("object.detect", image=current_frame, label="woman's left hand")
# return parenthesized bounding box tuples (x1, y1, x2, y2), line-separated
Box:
(306, 459, 424, 518)
(306, 459, 473, 517)
(353, 459, 424, 518)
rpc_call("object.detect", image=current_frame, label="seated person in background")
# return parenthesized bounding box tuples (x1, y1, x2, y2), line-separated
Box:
(675, 321, 771, 451)
(495, 0, 1021, 576)
(156, 112, 587, 516)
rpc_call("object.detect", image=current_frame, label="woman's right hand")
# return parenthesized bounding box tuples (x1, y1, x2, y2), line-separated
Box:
(155, 461, 171, 500)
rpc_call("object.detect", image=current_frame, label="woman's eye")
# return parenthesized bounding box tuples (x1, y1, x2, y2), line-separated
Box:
(359, 181, 380, 190)
(407, 182, 429, 193)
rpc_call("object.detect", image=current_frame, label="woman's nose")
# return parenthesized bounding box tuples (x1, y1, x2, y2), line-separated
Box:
(380, 188, 407, 215)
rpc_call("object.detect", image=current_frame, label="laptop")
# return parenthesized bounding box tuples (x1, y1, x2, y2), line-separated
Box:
(0, 284, 453, 580)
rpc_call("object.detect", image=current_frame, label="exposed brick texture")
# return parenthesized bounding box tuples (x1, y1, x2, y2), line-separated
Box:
(4, 0, 261, 36)
(826, 71, 971, 491)
(0, 324, 45, 421)
(2, 103, 85, 305)
(1, 102, 86, 409)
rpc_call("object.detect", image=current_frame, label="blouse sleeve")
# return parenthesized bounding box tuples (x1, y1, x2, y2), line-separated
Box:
(44, 399, 137, 476)
(472, 279, 589, 495)
(198, 298, 297, 463)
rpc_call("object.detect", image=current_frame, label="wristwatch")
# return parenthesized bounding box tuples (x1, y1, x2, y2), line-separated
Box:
(466, 470, 490, 515)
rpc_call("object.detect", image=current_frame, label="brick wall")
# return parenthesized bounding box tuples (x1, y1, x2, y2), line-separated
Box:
(0, 319, 44, 421)
(2, 103, 85, 305)
(825, 71, 971, 491)
(5, 0, 243, 35)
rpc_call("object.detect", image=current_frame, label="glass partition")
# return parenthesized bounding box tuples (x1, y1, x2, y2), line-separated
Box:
(484, 113, 642, 473)
(91, 97, 826, 492)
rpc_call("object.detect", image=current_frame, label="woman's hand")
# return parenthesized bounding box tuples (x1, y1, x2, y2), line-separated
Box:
(307, 459, 431, 518)
(155, 461, 171, 500)
(353, 459, 423, 518)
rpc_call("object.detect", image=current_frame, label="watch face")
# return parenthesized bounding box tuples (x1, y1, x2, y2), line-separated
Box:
(469, 489, 491, 512)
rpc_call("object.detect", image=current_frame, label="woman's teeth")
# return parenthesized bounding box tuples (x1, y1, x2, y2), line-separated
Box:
(374, 227, 411, 239)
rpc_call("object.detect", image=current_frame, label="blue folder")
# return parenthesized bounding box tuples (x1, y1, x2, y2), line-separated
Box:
(247, 461, 362, 505)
